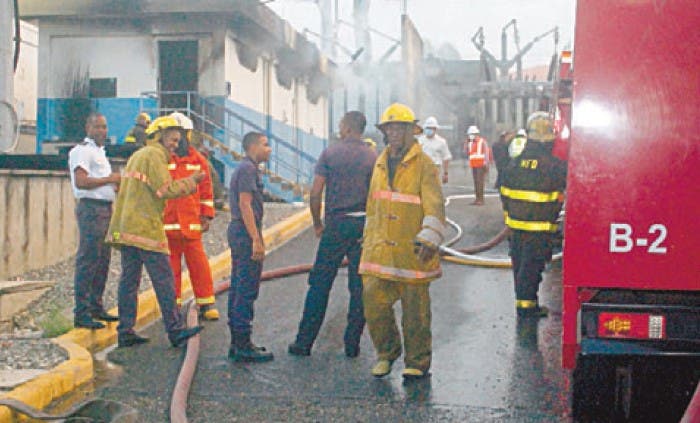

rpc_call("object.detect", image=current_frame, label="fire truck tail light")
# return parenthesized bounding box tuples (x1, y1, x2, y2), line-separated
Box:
(597, 312, 666, 340)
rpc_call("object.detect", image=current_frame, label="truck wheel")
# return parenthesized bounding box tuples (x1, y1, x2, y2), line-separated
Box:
(573, 355, 627, 422)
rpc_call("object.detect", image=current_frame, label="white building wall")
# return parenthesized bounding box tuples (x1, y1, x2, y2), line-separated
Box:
(297, 83, 327, 138)
(197, 30, 226, 97)
(269, 65, 295, 127)
(48, 36, 156, 98)
(224, 35, 264, 115)
(13, 20, 38, 123)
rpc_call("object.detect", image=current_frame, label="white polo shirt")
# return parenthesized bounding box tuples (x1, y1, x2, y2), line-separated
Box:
(418, 133, 453, 169)
(68, 138, 116, 201)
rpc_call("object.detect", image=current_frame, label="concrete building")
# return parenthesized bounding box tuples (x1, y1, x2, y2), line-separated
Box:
(20, 0, 333, 187)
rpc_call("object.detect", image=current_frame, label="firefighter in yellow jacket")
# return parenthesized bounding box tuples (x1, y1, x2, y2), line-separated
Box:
(359, 103, 446, 379)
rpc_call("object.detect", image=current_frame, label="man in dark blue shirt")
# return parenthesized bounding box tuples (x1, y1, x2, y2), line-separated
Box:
(288, 111, 378, 358)
(228, 131, 273, 362)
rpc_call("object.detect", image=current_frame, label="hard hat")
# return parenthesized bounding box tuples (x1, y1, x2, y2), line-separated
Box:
(467, 125, 480, 135)
(145, 116, 183, 138)
(423, 116, 439, 129)
(377, 103, 423, 134)
(516, 129, 527, 137)
(169, 112, 194, 131)
(136, 112, 151, 124)
(526, 111, 555, 141)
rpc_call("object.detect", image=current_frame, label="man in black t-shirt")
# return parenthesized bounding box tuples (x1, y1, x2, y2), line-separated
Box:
(288, 111, 377, 358)
(227, 131, 274, 362)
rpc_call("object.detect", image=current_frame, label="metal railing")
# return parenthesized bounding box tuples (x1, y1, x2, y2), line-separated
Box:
(139, 91, 317, 186)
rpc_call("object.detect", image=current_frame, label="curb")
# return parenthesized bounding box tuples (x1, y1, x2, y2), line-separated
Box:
(0, 208, 311, 422)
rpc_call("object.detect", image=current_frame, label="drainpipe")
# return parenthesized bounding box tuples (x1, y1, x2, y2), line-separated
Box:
(0, 0, 14, 151)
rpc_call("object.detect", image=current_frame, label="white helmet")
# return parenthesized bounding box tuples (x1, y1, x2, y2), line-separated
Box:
(467, 125, 480, 136)
(169, 112, 194, 130)
(516, 129, 527, 137)
(423, 116, 439, 129)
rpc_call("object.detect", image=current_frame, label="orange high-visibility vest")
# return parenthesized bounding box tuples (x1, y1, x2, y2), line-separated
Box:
(468, 136, 487, 168)
(163, 147, 215, 239)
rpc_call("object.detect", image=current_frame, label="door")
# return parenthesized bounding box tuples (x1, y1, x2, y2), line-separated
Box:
(158, 40, 198, 112)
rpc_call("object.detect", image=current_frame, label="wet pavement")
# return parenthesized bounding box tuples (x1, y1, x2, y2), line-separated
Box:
(89, 182, 573, 422)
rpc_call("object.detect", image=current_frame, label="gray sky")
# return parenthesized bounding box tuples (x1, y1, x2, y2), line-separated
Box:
(269, 0, 576, 68)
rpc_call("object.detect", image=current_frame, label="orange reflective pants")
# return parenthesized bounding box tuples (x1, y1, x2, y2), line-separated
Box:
(167, 234, 215, 306)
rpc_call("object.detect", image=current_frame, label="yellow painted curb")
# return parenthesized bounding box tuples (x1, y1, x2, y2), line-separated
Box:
(0, 207, 311, 422)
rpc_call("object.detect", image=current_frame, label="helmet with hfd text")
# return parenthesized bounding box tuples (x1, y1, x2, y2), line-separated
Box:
(145, 116, 183, 138)
(526, 111, 556, 141)
(377, 103, 423, 135)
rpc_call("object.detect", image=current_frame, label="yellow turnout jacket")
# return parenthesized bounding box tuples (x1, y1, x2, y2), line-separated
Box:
(359, 141, 446, 284)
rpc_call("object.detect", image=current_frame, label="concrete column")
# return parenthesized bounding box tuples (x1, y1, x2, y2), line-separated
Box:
(0, 0, 15, 151)
(491, 98, 498, 126)
(516, 98, 524, 129)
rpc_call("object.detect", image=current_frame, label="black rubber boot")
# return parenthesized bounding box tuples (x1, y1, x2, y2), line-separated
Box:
(228, 332, 274, 363)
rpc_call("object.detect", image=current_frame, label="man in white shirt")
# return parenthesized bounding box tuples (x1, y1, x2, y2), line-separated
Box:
(418, 116, 452, 183)
(68, 113, 121, 329)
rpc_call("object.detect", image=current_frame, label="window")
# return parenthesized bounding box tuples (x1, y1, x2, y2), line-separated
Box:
(89, 78, 117, 98)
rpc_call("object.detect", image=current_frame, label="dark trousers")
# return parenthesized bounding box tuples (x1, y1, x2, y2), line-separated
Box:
(73, 199, 112, 320)
(117, 245, 182, 335)
(472, 167, 486, 201)
(509, 230, 553, 302)
(227, 221, 263, 336)
(294, 216, 365, 350)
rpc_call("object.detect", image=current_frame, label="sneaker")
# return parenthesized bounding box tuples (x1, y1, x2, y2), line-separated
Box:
(199, 305, 220, 321)
(371, 360, 393, 378)
(91, 310, 119, 322)
(288, 342, 311, 357)
(402, 368, 427, 379)
(118, 332, 150, 348)
(74, 318, 105, 330)
(169, 326, 203, 348)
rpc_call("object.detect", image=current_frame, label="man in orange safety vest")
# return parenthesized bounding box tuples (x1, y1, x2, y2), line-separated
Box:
(164, 112, 219, 320)
(465, 125, 488, 205)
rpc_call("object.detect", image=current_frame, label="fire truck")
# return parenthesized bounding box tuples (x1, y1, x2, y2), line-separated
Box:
(561, 0, 700, 421)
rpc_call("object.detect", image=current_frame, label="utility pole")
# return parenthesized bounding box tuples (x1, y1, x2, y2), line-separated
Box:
(0, 0, 15, 151)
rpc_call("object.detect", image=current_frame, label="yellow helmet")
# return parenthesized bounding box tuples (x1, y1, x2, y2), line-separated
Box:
(145, 116, 183, 138)
(377, 103, 422, 134)
(136, 112, 151, 124)
(526, 111, 555, 141)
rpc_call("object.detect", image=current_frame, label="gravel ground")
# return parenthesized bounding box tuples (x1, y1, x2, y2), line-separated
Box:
(0, 202, 305, 372)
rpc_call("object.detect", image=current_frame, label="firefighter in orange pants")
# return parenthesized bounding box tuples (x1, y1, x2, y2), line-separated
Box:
(164, 112, 219, 320)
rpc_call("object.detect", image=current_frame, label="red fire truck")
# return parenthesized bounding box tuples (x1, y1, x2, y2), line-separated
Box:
(561, 0, 700, 421)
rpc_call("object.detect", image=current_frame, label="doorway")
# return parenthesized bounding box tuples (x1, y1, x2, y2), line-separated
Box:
(158, 40, 199, 112)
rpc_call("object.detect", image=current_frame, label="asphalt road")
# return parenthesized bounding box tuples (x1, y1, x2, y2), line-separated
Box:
(90, 181, 573, 422)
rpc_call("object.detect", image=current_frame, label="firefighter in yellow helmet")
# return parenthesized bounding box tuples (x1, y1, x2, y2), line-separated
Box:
(359, 103, 446, 379)
(124, 112, 151, 148)
(499, 111, 566, 318)
(107, 115, 205, 348)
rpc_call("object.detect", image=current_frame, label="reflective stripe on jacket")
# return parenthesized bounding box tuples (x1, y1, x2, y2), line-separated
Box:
(163, 146, 215, 239)
(359, 142, 446, 284)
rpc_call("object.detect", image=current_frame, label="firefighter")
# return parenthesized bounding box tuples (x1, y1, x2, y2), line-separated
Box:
(107, 116, 204, 348)
(124, 112, 151, 147)
(165, 112, 219, 320)
(464, 125, 488, 205)
(360, 103, 446, 379)
(500, 112, 567, 318)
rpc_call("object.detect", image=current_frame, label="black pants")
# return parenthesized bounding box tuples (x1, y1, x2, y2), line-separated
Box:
(227, 221, 263, 336)
(73, 199, 112, 321)
(509, 230, 553, 302)
(294, 216, 365, 350)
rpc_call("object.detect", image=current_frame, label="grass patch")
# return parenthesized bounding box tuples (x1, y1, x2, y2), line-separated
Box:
(38, 308, 73, 338)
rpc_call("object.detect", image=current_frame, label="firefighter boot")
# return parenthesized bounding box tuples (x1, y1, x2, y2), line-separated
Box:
(199, 304, 220, 321)
(228, 332, 274, 363)
(516, 300, 549, 318)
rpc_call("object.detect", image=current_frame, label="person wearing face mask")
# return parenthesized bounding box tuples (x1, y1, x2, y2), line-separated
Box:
(163, 112, 218, 321)
(360, 103, 446, 380)
(418, 116, 452, 184)
(107, 116, 205, 349)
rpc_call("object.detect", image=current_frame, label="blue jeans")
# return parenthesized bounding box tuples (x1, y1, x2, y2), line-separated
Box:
(227, 221, 263, 335)
(117, 245, 183, 336)
(294, 215, 365, 349)
(73, 199, 112, 321)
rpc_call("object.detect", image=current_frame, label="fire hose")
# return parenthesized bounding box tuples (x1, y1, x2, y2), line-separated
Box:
(169, 193, 562, 421)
